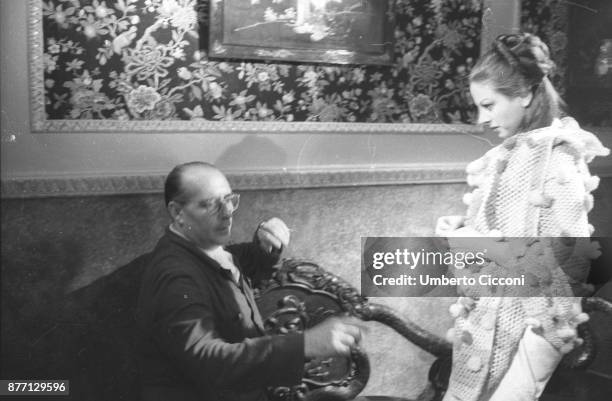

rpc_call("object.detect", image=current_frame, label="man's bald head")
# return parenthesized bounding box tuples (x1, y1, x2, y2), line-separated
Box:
(164, 161, 225, 208)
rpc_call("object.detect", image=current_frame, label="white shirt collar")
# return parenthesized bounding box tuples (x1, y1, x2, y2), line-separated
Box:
(169, 224, 241, 283)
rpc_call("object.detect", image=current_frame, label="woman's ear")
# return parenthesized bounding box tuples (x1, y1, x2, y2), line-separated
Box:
(521, 91, 534, 108)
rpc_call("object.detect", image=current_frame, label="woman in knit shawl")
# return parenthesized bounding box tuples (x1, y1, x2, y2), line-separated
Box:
(437, 33, 609, 401)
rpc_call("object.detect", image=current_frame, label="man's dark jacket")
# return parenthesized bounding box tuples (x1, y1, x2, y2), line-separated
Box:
(136, 229, 304, 401)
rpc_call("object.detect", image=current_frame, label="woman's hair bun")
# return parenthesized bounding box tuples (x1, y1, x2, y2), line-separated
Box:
(526, 34, 555, 77)
(494, 33, 555, 82)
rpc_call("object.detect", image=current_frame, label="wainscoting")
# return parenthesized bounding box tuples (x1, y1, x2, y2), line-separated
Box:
(2, 176, 611, 399)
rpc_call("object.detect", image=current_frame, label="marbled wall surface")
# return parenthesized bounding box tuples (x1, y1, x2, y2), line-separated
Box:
(2, 179, 611, 399)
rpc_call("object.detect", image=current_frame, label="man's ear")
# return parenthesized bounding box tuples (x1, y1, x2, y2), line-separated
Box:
(168, 201, 182, 222)
(521, 91, 534, 108)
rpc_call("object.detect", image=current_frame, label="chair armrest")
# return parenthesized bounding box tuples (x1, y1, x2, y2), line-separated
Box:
(255, 258, 451, 401)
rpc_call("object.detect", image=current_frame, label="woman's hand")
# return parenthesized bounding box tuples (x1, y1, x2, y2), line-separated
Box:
(435, 215, 466, 236)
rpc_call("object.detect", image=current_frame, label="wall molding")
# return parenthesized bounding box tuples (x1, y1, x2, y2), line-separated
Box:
(1, 163, 469, 199)
(5, 160, 612, 199)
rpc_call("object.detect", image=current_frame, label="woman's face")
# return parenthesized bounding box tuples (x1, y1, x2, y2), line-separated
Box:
(470, 81, 532, 138)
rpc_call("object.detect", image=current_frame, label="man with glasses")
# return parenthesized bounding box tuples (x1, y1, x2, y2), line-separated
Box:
(136, 161, 364, 401)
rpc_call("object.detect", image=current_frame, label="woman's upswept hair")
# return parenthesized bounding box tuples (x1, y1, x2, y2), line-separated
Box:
(470, 33, 566, 132)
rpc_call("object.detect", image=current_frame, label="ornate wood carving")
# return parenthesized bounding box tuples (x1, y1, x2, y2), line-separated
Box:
(256, 259, 370, 401)
(255, 259, 450, 401)
(561, 296, 612, 370)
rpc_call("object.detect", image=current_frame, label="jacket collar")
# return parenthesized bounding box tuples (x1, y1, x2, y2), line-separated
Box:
(161, 227, 240, 280)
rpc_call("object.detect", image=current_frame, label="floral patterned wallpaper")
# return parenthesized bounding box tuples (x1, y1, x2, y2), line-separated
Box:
(520, 0, 568, 95)
(42, 0, 483, 123)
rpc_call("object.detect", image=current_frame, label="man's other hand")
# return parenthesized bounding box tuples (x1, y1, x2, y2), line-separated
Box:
(256, 217, 290, 254)
(304, 316, 368, 358)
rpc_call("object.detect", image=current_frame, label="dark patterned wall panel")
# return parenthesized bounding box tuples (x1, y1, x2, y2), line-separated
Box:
(41, 0, 482, 123)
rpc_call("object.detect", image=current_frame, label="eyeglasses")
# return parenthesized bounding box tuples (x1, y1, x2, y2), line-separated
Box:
(198, 193, 240, 215)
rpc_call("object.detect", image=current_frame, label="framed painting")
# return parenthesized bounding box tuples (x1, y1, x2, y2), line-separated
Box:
(209, 0, 395, 66)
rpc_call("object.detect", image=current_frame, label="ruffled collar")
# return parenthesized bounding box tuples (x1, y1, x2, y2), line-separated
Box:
(502, 117, 610, 162)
